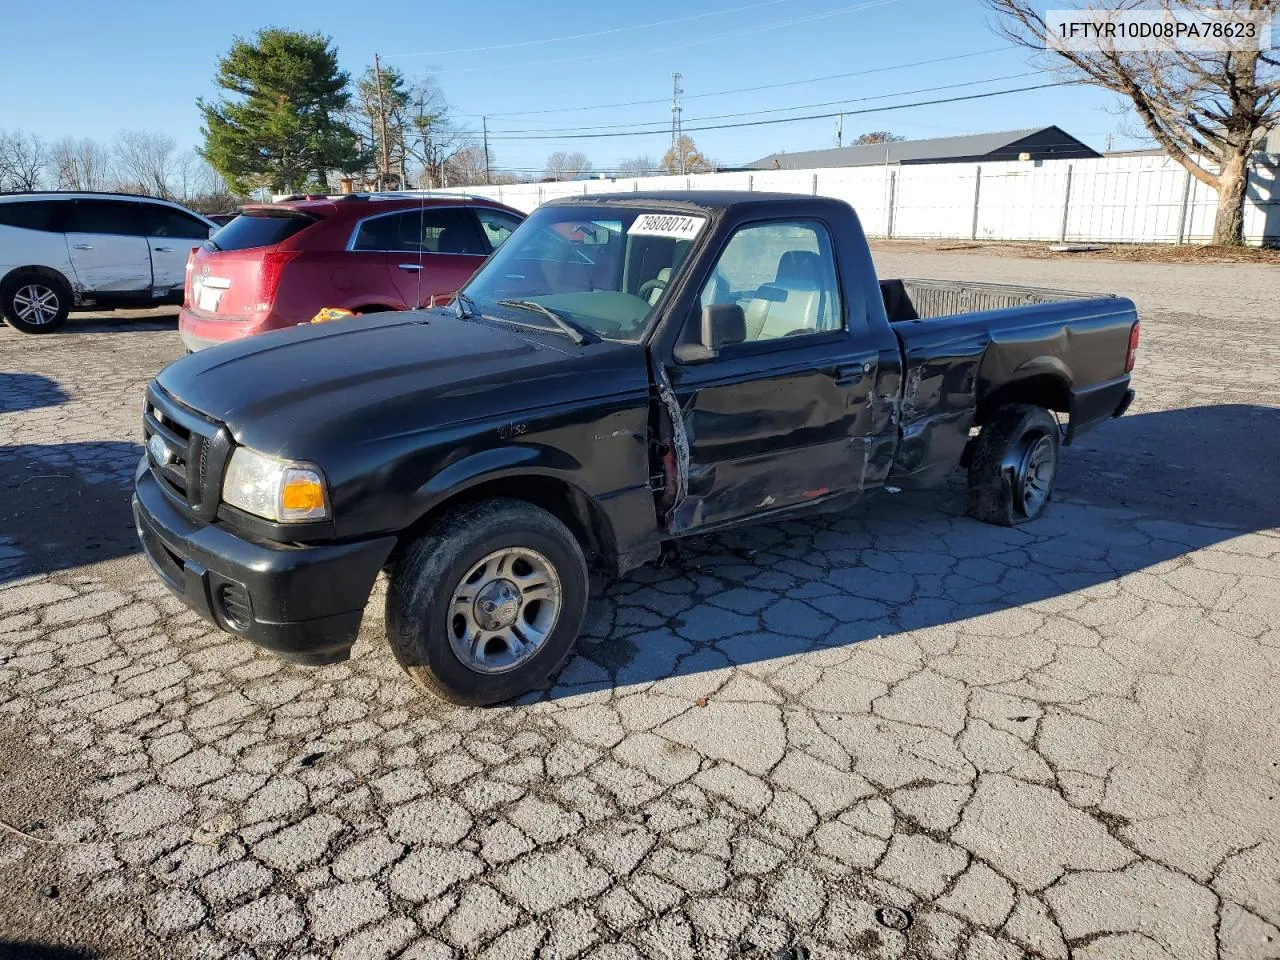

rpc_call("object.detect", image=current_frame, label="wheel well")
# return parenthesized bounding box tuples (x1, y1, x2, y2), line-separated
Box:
(397, 475, 619, 574)
(974, 374, 1070, 426)
(0, 265, 74, 295)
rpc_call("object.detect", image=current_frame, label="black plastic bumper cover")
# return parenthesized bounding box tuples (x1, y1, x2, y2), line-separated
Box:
(133, 464, 396, 665)
(1066, 376, 1133, 444)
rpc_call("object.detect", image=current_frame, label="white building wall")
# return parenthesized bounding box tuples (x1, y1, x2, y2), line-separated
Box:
(441, 153, 1280, 245)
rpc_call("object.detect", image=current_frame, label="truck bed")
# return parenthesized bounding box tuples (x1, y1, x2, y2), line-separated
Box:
(880, 279, 1137, 489)
(880, 278, 1104, 323)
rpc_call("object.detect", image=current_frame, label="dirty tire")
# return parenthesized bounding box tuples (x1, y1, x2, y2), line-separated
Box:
(386, 498, 589, 706)
(0, 272, 72, 333)
(967, 404, 1060, 526)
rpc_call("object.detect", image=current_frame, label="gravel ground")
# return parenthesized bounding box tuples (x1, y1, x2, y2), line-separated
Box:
(0, 255, 1277, 960)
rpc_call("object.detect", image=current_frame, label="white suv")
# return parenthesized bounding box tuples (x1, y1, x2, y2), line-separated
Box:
(0, 192, 216, 333)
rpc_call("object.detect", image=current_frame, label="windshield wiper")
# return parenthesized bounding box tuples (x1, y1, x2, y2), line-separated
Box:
(453, 292, 477, 319)
(495, 299, 597, 345)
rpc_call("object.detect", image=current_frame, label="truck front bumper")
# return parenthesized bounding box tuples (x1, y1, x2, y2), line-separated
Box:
(132, 462, 396, 665)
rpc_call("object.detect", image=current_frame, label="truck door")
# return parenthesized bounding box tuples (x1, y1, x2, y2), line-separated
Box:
(659, 218, 883, 533)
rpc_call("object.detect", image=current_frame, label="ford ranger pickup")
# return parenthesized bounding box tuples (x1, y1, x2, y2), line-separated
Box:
(133, 192, 1139, 704)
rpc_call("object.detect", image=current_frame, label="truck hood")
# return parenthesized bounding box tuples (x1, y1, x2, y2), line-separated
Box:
(158, 310, 650, 458)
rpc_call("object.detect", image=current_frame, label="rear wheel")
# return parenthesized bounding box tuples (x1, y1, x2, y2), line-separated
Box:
(386, 498, 589, 706)
(967, 404, 1060, 525)
(1, 273, 71, 333)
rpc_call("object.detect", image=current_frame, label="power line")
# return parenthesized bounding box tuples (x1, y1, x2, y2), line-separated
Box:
(384, 0, 795, 58)
(470, 81, 1079, 142)
(426, 0, 904, 76)
(476, 47, 1014, 119)
(483, 72, 1043, 136)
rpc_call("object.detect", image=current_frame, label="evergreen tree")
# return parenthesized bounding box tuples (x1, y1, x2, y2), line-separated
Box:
(199, 29, 365, 194)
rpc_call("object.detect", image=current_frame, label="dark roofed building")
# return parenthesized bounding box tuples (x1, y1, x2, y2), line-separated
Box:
(747, 126, 1100, 171)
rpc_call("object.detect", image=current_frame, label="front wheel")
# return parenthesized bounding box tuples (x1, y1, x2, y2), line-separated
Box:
(1, 274, 71, 333)
(386, 498, 589, 705)
(967, 404, 1060, 526)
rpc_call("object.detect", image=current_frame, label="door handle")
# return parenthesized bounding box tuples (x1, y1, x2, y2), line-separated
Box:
(833, 362, 872, 385)
(72, 243, 93, 250)
(398, 263, 423, 272)
(154, 246, 174, 252)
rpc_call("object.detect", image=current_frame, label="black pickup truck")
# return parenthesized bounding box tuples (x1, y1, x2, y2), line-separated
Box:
(133, 192, 1138, 704)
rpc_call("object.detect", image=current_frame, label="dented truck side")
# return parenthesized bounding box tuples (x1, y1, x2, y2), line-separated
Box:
(134, 190, 1137, 703)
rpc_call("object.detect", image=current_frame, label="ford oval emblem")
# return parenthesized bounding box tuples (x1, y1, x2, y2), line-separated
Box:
(148, 434, 173, 465)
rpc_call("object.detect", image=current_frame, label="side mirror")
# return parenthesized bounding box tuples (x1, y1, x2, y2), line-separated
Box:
(674, 303, 746, 363)
(701, 303, 745, 351)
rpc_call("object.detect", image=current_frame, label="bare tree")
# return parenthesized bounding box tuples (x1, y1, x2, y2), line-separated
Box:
(113, 130, 177, 198)
(853, 131, 906, 144)
(400, 75, 470, 189)
(443, 144, 490, 186)
(0, 130, 49, 191)
(50, 137, 111, 191)
(985, 0, 1279, 245)
(617, 155, 657, 177)
(544, 150, 592, 180)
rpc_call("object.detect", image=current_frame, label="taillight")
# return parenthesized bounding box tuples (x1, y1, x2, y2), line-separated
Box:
(1125, 320, 1140, 373)
(182, 248, 198, 308)
(257, 250, 300, 310)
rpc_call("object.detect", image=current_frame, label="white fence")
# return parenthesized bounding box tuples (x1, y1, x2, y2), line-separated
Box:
(441, 153, 1280, 245)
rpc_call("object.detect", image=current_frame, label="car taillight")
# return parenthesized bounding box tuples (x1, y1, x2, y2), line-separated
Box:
(257, 250, 300, 310)
(182, 248, 198, 308)
(1125, 320, 1140, 373)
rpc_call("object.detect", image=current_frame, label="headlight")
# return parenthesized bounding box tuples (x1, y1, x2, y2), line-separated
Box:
(222, 448, 329, 522)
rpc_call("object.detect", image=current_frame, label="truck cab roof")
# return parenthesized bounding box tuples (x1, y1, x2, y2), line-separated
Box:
(547, 190, 847, 215)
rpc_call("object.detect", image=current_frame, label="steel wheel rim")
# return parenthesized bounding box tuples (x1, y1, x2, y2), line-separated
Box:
(1018, 433, 1056, 515)
(447, 547, 562, 674)
(12, 284, 60, 325)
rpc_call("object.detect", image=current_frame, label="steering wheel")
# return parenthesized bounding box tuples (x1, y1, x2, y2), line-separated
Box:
(637, 278, 667, 302)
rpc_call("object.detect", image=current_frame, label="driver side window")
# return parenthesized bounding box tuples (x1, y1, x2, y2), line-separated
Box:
(700, 220, 843, 342)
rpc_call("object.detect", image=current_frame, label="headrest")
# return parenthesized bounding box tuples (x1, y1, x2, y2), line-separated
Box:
(776, 250, 823, 287)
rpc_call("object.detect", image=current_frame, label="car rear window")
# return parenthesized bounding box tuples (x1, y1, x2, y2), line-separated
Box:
(208, 212, 315, 252)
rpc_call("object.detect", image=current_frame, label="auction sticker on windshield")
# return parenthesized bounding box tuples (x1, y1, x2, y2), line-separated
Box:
(628, 214, 707, 239)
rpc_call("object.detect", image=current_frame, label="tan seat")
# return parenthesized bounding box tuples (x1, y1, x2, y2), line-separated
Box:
(647, 267, 671, 305)
(742, 250, 828, 341)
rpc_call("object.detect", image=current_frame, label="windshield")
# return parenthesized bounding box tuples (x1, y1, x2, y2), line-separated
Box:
(460, 205, 707, 342)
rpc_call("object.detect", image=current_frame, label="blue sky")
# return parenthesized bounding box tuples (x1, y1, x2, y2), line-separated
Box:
(1, 0, 1142, 174)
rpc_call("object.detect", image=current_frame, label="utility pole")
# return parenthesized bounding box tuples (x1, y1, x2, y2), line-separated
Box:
(372, 54, 392, 190)
(670, 72, 684, 175)
(416, 89, 432, 188)
(482, 116, 491, 186)
(836, 113, 843, 148)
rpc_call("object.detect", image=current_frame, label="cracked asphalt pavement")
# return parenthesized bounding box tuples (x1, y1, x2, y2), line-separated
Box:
(0, 254, 1277, 960)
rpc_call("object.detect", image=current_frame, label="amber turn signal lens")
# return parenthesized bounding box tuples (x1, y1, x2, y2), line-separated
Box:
(282, 478, 324, 512)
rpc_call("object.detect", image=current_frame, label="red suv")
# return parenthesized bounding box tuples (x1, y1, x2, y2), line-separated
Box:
(179, 194, 524, 351)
